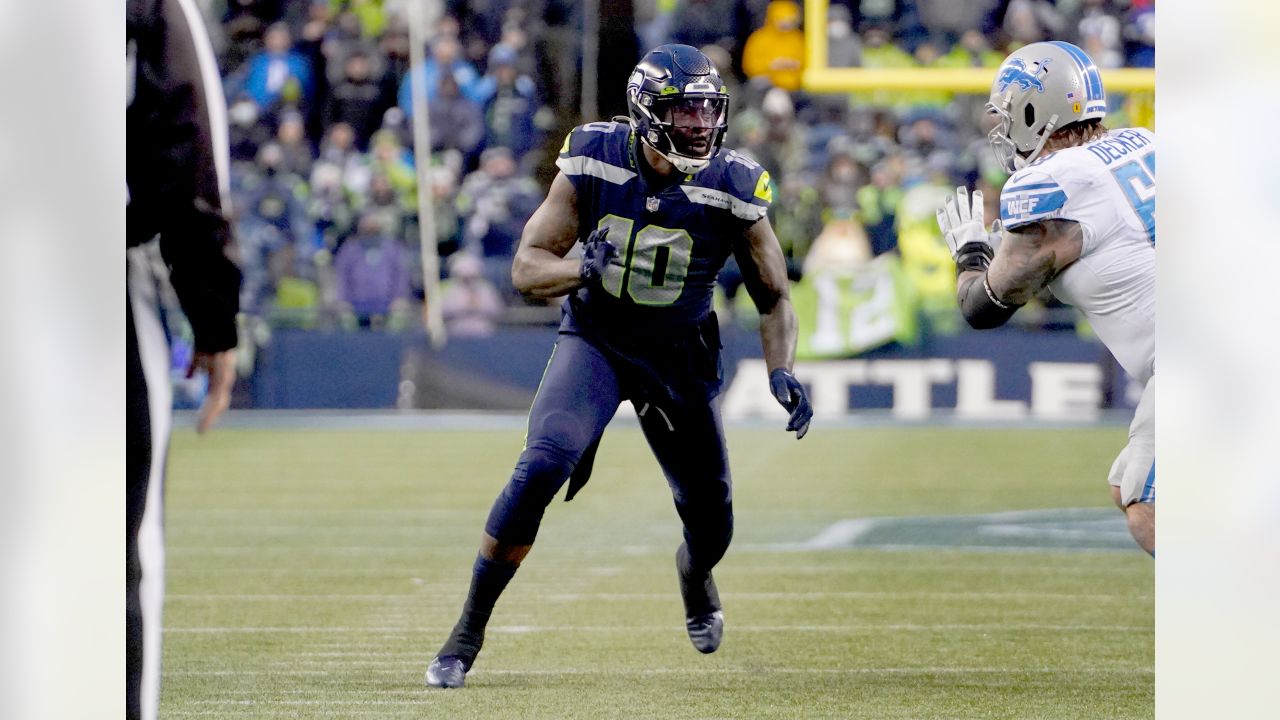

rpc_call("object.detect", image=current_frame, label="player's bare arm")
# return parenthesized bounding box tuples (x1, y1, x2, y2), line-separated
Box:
(733, 216, 796, 372)
(938, 187, 1083, 330)
(958, 218, 1084, 314)
(733, 216, 811, 438)
(511, 172, 585, 298)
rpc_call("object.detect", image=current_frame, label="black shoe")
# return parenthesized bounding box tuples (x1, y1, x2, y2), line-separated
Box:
(676, 544, 723, 653)
(685, 610, 724, 654)
(425, 656, 468, 688)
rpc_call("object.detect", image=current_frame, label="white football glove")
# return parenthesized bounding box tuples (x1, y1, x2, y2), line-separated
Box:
(936, 186, 1003, 260)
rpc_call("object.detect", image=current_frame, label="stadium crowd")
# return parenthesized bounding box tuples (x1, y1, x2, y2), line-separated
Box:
(201, 0, 1154, 342)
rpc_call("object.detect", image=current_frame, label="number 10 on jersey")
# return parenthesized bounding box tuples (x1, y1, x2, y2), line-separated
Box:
(594, 214, 694, 306)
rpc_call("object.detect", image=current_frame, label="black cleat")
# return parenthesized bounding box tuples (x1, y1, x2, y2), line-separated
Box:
(685, 610, 724, 654)
(425, 656, 468, 688)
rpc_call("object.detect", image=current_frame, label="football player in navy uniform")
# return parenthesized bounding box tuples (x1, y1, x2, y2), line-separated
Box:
(426, 44, 812, 688)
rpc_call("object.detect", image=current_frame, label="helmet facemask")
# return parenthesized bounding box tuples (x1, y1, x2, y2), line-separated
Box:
(986, 93, 1059, 174)
(634, 92, 728, 174)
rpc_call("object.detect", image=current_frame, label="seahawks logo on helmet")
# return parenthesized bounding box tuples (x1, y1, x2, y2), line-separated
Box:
(626, 44, 729, 175)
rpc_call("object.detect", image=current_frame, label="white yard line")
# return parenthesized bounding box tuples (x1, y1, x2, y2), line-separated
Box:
(165, 622, 1150, 634)
(165, 590, 1150, 602)
(167, 665, 1152, 678)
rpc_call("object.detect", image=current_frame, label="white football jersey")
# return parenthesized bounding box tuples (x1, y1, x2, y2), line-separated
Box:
(999, 127, 1156, 383)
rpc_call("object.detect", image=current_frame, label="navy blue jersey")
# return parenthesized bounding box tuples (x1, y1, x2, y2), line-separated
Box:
(555, 121, 772, 339)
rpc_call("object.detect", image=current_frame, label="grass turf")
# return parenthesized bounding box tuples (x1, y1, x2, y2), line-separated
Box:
(162, 425, 1152, 719)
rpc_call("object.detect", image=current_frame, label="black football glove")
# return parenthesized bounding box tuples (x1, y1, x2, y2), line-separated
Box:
(769, 368, 812, 440)
(579, 227, 617, 285)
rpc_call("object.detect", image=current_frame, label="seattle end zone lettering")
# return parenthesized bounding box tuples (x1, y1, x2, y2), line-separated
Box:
(722, 359, 1104, 420)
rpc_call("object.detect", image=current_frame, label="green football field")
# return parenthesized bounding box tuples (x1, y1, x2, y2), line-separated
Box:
(162, 422, 1153, 719)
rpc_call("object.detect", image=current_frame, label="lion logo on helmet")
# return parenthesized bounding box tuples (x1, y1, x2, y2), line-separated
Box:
(997, 58, 1051, 94)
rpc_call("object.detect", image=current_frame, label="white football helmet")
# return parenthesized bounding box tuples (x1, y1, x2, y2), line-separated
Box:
(987, 41, 1107, 173)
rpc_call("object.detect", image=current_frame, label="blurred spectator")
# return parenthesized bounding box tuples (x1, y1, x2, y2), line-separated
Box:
(316, 121, 369, 193)
(331, 0, 389, 40)
(534, 0, 581, 113)
(362, 171, 408, 242)
(671, 0, 738, 52)
(893, 162, 957, 331)
(377, 22, 413, 108)
(455, 147, 543, 298)
(240, 142, 310, 244)
(700, 44, 749, 119)
(228, 94, 274, 161)
(293, 3, 332, 141)
(429, 71, 486, 169)
(222, 0, 288, 69)
(263, 240, 322, 328)
(441, 253, 504, 338)
(1125, 0, 1156, 68)
(306, 160, 356, 252)
(856, 154, 906, 257)
(324, 48, 391, 149)
(635, 0, 679, 52)
(819, 147, 864, 219)
(903, 38, 954, 107)
(915, 0, 1000, 39)
(230, 22, 315, 117)
(935, 29, 1003, 68)
(742, 0, 805, 91)
(233, 141, 310, 314)
(1001, 0, 1065, 46)
(429, 164, 463, 258)
(898, 112, 954, 160)
(367, 130, 418, 219)
(333, 211, 412, 327)
(854, 0, 905, 30)
(752, 88, 808, 185)
(397, 34, 485, 118)
(1076, 0, 1125, 69)
(826, 4, 862, 68)
(803, 216, 872, 277)
(475, 44, 542, 162)
(275, 110, 315, 177)
(453, 1, 503, 49)
(860, 25, 914, 69)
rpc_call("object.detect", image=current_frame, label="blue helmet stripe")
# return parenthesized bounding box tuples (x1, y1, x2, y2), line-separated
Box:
(1050, 41, 1104, 102)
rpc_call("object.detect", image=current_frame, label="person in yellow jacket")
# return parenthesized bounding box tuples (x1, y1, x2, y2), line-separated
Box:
(742, 0, 805, 91)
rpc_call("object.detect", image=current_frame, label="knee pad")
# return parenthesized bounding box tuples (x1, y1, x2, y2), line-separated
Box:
(484, 442, 578, 545)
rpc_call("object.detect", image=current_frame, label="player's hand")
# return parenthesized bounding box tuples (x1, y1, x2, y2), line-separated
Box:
(579, 227, 617, 285)
(188, 349, 236, 433)
(936, 186, 1003, 260)
(769, 368, 812, 440)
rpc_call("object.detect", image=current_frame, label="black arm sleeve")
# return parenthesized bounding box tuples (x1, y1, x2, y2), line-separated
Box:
(958, 273, 1022, 330)
(127, 0, 241, 352)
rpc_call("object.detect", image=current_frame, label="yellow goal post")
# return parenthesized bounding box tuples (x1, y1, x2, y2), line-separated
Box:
(801, 0, 1155, 94)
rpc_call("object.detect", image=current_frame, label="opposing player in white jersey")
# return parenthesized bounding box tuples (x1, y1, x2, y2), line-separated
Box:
(936, 41, 1155, 555)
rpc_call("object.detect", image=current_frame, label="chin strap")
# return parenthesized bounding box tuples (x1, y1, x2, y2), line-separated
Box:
(1016, 113, 1061, 169)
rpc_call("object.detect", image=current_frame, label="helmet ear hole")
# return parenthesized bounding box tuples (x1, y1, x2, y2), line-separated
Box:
(1024, 104, 1036, 127)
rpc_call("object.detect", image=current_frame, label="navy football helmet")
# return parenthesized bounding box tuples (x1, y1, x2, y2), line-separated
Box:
(626, 44, 729, 174)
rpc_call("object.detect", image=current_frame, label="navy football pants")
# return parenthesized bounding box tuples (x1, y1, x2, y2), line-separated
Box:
(484, 332, 733, 572)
